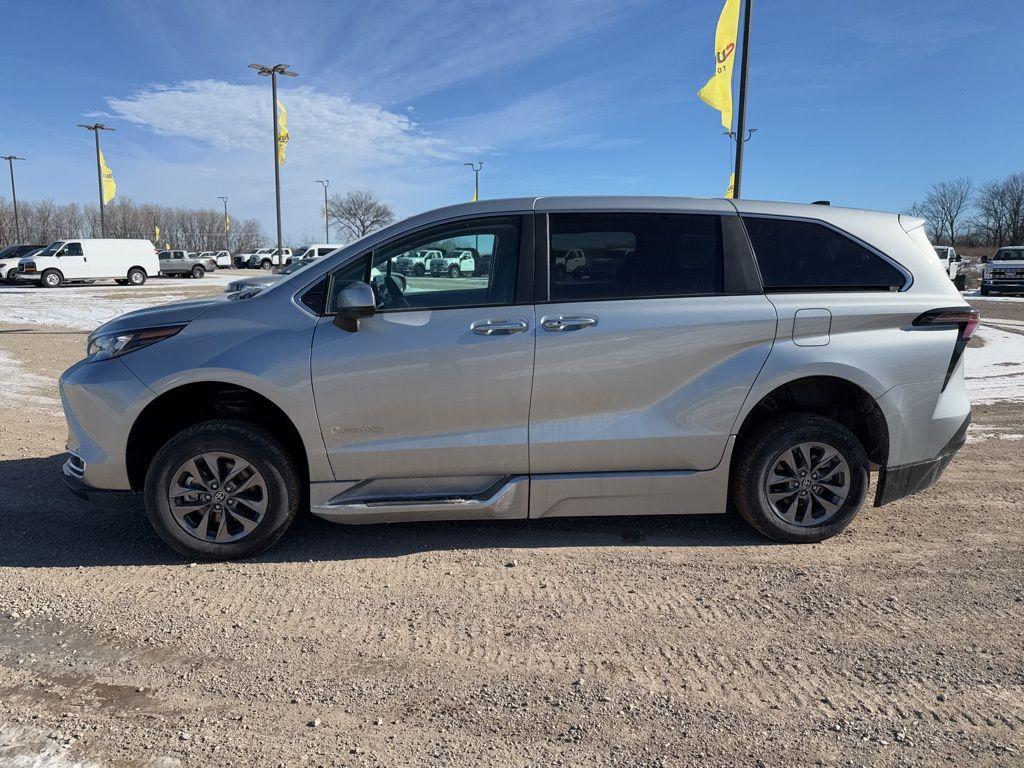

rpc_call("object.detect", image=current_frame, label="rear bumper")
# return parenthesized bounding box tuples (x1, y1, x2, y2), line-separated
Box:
(874, 414, 970, 506)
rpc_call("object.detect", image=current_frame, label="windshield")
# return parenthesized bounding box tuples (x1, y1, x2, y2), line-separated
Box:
(933, 247, 949, 259)
(39, 241, 65, 257)
(994, 249, 1024, 261)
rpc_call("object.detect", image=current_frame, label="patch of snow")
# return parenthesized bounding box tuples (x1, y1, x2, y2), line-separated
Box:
(0, 724, 101, 768)
(964, 325, 1024, 402)
(0, 349, 59, 408)
(965, 424, 1024, 444)
(0, 286, 192, 331)
(962, 289, 1024, 303)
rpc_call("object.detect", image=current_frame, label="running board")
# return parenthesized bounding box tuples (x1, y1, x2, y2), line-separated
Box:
(310, 475, 529, 524)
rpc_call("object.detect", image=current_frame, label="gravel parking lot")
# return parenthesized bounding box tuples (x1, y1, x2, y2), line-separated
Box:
(0, 280, 1022, 766)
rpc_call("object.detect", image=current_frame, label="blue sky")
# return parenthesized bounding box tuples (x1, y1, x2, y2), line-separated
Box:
(3, 0, 1021, 242)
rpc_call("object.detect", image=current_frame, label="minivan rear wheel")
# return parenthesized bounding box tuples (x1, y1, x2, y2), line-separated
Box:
(144, 420, 300, 561)
(731, 414, 869, 543)
(127, 268, 147, 286)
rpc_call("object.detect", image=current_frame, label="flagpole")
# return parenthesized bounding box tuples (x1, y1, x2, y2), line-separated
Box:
(77, 123, 115, 237)
(249, 63, 298, 261)
(732, 0, 753, 199)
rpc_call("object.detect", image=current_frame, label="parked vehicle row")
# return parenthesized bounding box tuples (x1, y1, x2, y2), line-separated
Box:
(60, 196, 976, 561)
(13, 239, 159, 287)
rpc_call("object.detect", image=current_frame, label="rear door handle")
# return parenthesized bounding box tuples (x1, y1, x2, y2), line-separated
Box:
(540, 315, 598, 332)
(471, 318, 529, 336)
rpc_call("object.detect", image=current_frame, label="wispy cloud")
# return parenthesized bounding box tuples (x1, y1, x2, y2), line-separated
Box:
(319, 0, 644, 102)
(105, 80, 452, 166)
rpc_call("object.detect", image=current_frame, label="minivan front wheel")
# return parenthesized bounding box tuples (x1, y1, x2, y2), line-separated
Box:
(731, 414, 869, 543)
(144, 420, 300, 561)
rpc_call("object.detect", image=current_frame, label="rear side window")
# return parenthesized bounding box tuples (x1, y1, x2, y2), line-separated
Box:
(549, 213, 722, 302)
(743, 216, 905, 292)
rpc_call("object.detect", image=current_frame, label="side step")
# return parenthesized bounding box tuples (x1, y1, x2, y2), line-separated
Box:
(310, 475, 528, 524)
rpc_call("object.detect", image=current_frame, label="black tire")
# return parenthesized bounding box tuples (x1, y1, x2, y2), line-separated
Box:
(144, 420, 301, 561)
(41, 269, 63, 288)
(731, 413, 869, 543)
(448, 264, 461, 278)
(954, 274, 966, 290)
(980, 286, 990, 296)
(127, 268, 147, 286)
(260, 259, 272, 271)
(191, 265, 205, 279)
(115, 279, 129, 285)
(553, 265, 567, 281)
(413, 264, 425, 277)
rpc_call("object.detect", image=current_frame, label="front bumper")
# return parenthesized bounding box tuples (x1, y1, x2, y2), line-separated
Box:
(982, 279, 1024, 291)
(60, 355, 153, 492)
(874, 414, 970, 506)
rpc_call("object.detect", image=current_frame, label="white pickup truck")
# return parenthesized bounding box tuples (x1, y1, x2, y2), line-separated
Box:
(933, 246, 965, 290)
(247, 247, 293, 270)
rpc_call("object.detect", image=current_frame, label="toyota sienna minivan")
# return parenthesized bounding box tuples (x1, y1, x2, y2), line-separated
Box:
(59, 197, 977, 560)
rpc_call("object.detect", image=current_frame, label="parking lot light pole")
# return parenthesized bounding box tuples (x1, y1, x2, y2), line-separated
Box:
(76, 123, 115, 237)
(218, 196, 229, 252)
(464, 161, 483, 201)
(249, 63, 298, 260)
(1, 155, 24, 242)
(316, 180, 330, 242)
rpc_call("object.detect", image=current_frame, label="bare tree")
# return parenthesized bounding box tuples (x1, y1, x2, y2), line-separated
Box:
(974, 173, 1024, 247)
(327, 190, 395, 242)
(919, 178, 974, 245)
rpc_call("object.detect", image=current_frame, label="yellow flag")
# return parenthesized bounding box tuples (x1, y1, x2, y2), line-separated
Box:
(276, 99, 289, 165)
(154, 224, 160, 241)
(725, 173, 736, 199)
(99, 148, 116, 204)
(698, 0, 740, 131)
(225, 214, 231, 232)
(471, 188, 478, 203)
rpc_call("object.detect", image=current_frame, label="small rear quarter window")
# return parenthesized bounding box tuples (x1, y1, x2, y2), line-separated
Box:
(743, 216, 905, 292)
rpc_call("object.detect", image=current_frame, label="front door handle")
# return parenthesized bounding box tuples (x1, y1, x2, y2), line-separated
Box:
(471, 318, 529, 336)
(540, 315, 598, 332)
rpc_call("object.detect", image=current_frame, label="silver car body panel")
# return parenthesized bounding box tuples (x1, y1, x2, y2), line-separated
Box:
(59, 195, 972, 527)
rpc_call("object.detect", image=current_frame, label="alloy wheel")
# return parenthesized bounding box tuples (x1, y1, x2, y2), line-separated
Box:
(167, 452, 268, 543)
(763, 441, 850, 527)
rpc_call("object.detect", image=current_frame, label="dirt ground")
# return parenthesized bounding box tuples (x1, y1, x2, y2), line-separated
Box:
(0, 286, 1022, 767)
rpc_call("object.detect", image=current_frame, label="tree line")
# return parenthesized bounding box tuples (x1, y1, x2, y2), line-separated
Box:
(0, 189, 397, 253)
(0, 196, 265, 253)
(907, 172, 1024, 248)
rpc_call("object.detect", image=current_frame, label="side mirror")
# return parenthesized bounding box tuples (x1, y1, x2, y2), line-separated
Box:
(332, 281, 376, 332)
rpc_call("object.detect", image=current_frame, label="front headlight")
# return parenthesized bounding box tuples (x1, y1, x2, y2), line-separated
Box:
(984, 267, 993, 278)
(86, 325, 184, 362)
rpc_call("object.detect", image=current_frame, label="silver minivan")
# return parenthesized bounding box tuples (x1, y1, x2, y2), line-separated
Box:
(59, 197, 977, 560)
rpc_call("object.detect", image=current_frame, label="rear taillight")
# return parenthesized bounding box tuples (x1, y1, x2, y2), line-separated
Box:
(913, 306, 981, 389)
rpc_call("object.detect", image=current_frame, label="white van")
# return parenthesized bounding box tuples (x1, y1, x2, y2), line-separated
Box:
(17, 239, 159, 288)
(291, 244, 343, 261)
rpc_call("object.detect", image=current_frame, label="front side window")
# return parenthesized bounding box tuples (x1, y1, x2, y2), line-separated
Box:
(64, 242, 83, 256)
(548, 213, 723, 302)
(743, 216, 905, 292)
(325, 217, 520, 314)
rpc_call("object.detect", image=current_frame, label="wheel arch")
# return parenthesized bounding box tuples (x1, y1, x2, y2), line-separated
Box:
(126, 381, 309, 492)
(733, 375, 889, 469)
